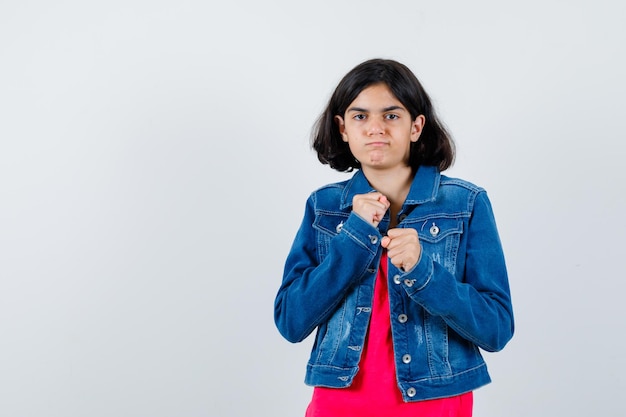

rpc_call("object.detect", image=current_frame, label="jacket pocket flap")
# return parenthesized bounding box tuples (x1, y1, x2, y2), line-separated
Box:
(416, 217, 463, 243)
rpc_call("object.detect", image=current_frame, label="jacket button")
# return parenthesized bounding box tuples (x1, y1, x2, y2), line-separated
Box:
(398, 213, 407, 222)
(336, 222, 344, 233)
(398, 314, 408, 323)
(393, 275, 401, 285)
(406, 387, 416, 397)
(369, 235, 378, 245)
(429, 223, 440, 237)
(402, 354, 412, 364)
(404, 278, 414, 287)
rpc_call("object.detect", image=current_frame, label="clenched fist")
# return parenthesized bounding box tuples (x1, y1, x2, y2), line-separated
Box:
(381, 228, 421, 272)
(352, 192, 390, 227)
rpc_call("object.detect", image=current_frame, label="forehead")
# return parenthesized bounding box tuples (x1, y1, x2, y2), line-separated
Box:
(348, 83, 404, 110)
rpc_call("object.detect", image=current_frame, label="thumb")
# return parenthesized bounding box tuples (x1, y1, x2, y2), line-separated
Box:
(381, 235, 391, 248)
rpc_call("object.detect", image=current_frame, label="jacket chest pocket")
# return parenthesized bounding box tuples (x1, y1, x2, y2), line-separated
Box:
(313, 212, 350, 261)
(416, 217, 463, 275)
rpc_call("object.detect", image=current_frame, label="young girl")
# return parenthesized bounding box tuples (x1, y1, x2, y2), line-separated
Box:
(274, 58, 514, 416)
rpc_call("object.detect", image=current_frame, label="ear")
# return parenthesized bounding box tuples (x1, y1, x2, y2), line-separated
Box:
(410, 115, 426, 142)
(334, 115, 348, 142)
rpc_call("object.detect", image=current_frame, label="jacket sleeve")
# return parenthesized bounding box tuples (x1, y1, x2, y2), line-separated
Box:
(399, 191, 514, 352)
(274, 195, 381, 343)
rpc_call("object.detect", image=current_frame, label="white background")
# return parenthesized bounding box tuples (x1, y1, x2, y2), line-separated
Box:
(1, 1, 625, 416)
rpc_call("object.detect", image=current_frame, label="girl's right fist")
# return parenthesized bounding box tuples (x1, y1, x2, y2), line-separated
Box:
(352, 192, 390, 227)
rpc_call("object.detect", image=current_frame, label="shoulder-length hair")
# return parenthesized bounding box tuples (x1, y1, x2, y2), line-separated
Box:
(312, 58, 455, 172)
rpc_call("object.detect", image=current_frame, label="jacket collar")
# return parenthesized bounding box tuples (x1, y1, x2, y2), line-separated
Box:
(341, 165, 440, 209)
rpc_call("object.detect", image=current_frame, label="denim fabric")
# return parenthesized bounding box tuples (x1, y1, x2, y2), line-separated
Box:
(274, 165, 514, 402)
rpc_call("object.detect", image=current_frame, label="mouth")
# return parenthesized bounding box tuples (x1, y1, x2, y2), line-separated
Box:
(366, 141, 389, 147)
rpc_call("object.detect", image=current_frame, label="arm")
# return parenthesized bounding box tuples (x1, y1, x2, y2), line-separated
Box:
(399, 191, 514, 352)
(274, 196, 382, 343)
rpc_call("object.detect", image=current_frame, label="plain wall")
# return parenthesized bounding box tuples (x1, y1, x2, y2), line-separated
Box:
(1, 1, 625, 416)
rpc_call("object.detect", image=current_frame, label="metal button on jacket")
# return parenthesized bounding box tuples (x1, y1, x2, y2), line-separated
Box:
(336, 222, 344, 233)
(406, 387, 416, 397)
(398, 314, 408, 323)
(429, 223, 440, 237)
(393, 275, 401, 285)
(369, 235, 378, 245)
(402, 354, 412, 364)
(404, 278, 414, 287)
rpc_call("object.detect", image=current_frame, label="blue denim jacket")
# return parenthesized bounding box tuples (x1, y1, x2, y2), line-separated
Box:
(274, 165, 514, 402)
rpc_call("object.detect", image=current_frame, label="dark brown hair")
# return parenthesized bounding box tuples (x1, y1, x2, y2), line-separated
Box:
(312, 58, 455, 172)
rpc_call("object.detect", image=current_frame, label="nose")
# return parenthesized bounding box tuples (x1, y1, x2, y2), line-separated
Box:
(367, 119, 384, 135)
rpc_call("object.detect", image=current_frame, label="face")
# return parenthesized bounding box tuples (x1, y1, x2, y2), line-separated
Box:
(335, 83, 425, 173)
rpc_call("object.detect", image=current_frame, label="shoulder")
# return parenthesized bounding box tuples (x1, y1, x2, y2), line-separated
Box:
(436, 173, 492, 213)
(311, 178, 351, 194)
(305, 178, 351, 209)
(439, 174, 485, 194)
(309, 178, 350, 197)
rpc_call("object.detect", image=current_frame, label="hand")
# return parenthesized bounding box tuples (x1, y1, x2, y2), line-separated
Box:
(381, 228, 421, 271)
(352, 192, 390, 227)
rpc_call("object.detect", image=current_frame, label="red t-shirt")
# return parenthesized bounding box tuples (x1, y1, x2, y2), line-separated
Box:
(305, 251, 473, 417)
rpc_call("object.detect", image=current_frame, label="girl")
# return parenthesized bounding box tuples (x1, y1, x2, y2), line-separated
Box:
(274, 58, 514, 416)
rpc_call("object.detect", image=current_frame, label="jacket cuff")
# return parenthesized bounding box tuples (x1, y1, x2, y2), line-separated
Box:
(389, 250, 433, 293)
(339, 213, 383, 255)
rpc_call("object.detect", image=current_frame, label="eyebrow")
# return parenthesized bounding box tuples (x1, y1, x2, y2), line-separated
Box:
(346, 105, 406, 113)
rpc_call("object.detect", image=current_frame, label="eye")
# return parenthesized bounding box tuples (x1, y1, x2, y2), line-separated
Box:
(385, 113, 399, 120)
(353, 114, 366, 121)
